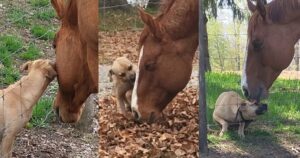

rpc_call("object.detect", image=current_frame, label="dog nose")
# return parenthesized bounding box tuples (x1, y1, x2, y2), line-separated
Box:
(242, 86, 249, 98)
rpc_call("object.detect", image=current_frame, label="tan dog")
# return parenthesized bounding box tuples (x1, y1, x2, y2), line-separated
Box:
(0, 59, 57, 158)
(213, 91, 267, 138)
(108, 57, 136, 115)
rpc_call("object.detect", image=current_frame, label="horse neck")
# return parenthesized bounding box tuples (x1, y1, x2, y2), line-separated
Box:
(160, 0, 198, 40)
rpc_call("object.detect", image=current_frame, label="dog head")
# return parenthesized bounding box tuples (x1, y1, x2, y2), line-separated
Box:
(239, 101, 268, 120)
(109, 57, 136, 84)
(20, 59, 57, 81)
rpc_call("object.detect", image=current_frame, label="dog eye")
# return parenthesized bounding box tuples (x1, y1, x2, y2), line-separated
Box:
(252, 39, 263, 51)
(128, 65, 132, 71)
(119, 73, 125, 77)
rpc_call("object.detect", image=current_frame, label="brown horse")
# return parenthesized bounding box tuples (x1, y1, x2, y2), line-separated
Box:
(131, 0, 199, 122)
(51, 0, 98, 123)
(242, 0, 300, 102)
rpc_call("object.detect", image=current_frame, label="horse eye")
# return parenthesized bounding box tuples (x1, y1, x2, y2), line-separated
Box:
(145, 62, 155, 71)
(252, 39, 263, 51)
(119, 73, 125, 77)
(128, 65, 132, 71)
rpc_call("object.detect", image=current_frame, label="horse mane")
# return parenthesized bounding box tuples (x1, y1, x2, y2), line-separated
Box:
(268, 0, 300, 23)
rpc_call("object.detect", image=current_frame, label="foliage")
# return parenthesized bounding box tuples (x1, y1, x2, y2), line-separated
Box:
(207, 19, 247, 71)
(30, 25, 55, 40)
(30, 97, 55, 127)
(7, 8, 30, 28)
(29, 0, 50, 7)
(19, 44, 42, 60)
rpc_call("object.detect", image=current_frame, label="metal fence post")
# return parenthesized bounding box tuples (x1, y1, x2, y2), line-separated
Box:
(199, 0, 209, 156)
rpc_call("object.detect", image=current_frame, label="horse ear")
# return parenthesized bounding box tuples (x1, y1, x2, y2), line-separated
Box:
(138, 8, 162, 40)
(51, 0, 64, 19)
(247, 0, 256, 13)
(256, 0, 266, 20)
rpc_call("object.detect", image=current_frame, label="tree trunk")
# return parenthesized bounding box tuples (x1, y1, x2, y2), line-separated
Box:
(74, 94, 98, 133)
(203, 14, 211, 72)
(147, 0, 160, 9)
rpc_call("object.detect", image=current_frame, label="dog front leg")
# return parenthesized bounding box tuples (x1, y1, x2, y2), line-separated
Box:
(1, 129, 17, 158)
(238, 122, 245, 138)
(116, 90, 126, 115)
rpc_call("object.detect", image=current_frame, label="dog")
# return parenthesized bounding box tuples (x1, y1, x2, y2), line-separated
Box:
(213, 91, 267, 138)
(0, 59, 57, 158)
(108, 57, 136, 115)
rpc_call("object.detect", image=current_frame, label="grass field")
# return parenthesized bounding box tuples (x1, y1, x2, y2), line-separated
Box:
(206, 72, 300, 156)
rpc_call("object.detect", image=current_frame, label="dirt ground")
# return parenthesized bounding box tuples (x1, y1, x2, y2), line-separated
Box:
(14, 124, 98, 158)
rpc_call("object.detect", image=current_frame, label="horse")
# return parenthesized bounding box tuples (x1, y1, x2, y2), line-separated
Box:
(241, 0, 300, 102)
(131, 0, 199, 122)
(51, 0, 98, 123)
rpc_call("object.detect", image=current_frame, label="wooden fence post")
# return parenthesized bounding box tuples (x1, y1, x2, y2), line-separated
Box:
(198, 0, 209, 156)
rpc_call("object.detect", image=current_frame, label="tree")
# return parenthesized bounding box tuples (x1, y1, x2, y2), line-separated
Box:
(202, 0, 247, 72)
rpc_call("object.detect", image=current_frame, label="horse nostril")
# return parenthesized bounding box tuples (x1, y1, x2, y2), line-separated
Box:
(133, 110, 139, 120)
(130, 75, 136, 82)
(242, 86, 249, 98)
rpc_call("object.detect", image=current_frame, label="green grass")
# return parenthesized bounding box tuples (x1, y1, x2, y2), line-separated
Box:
(30, 25, 55, 40)
(0, 35, 23, 85)
(30, 97, 55, 127)
(0, 35, 23, 53)
(0, 67, 20, 85)
(19, 44, 42, 60)
(35, 8, 55, 21)
(7, 8, 30, 28)
(29, 0, 50, 7)
(206, 72, 300, 142)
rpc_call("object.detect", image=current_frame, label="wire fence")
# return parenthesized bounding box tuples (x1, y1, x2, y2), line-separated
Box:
(0, 1, 58, 156)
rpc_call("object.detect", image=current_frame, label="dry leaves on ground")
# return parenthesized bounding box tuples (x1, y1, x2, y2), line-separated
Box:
(99, 88, 199, 157)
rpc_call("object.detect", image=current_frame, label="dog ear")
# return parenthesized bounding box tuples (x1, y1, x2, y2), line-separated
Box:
(108, 69, 113, 82)
(20, 61, 33, 73)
